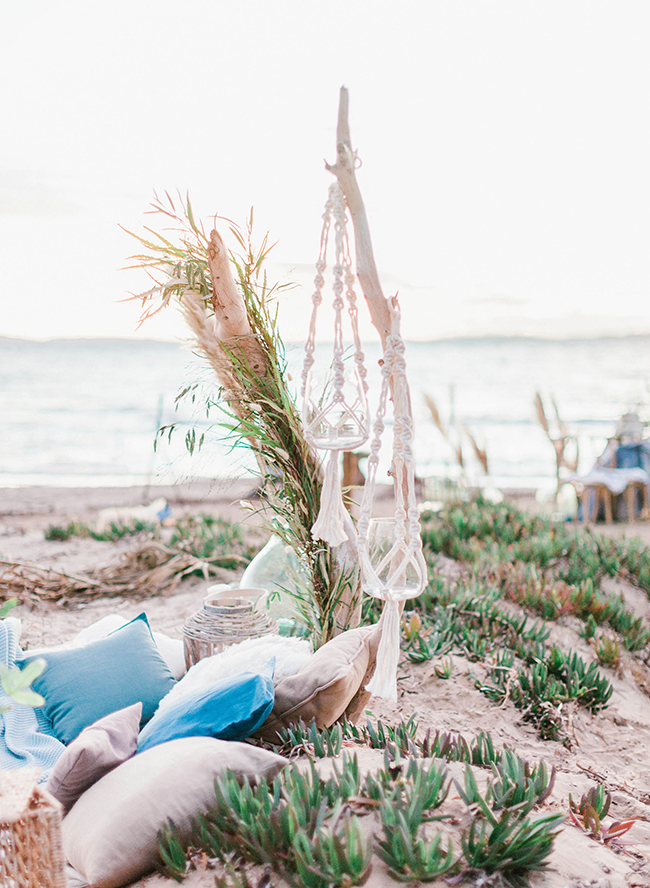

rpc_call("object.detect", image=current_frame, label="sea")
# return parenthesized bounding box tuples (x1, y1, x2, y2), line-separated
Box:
(1, 335, 649, 493)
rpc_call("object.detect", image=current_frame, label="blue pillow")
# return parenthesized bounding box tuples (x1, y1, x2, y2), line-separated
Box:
(19, 614, 176, 746)
(136, 663, 275, 754)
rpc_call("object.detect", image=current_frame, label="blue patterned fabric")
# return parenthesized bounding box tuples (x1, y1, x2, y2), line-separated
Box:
(0, 618, 65, 781)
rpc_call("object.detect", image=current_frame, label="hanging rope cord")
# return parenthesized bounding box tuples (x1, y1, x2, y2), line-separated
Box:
(301, 183, 370, 548)
(357, 310, 428, 700)
(300, 182, 426, 699)
(301, 184, 367, 404)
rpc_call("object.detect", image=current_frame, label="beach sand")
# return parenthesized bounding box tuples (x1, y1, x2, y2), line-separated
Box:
(2, 482, 650, 887)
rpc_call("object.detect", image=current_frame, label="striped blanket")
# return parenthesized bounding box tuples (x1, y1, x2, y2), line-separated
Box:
(0, 618, 65, 781)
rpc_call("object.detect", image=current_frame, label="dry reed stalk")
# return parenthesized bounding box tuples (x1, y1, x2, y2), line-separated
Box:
(424, 392, 464, 470)
(534, 391, 579, 488)
(424, 393, 447, 438)
(461, 423, 489, 474)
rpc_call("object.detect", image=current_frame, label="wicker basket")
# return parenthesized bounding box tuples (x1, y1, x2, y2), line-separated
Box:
(0, 769, 66, 888)
(183, 586, 278, 668)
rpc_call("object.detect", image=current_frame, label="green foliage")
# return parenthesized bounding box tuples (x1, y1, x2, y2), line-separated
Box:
(421, 499, 650, 659)
(157, 821, 189, 881)
(43, 513, 256, 580)
(0, 599, 18, 619)
(362, 714, 418, 753)
(434, 656, 454, 679)
(376, 814, 457, 882)
(44, 519, 156, 542)
(158, 757, 370, 885)
(478, 644, 613, 739)
(159, 714, 565, 886)
(488, 751, 555, 816)
(44, 522, 80, 541)
(400, 562, 613, 740)
(456, 765, 563, 884)
(0, 656, 46, 715)
(168, 514, 255, 571)
(594, 633, 621, 669)
(581, 613, 598, 640)
(291, 817, 372, 888)
(127, 195, 360, 645)
(399, 497, 650, 738)
(461, 810, 564, 885)
(269, 719, 344, 758)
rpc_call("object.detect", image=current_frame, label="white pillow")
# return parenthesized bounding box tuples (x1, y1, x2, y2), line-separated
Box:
(156, 635, 313, 717)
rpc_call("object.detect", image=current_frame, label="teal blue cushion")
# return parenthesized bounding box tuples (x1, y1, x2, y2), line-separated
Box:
(136, 663, 275, 754)
(20, 614, 176, 746)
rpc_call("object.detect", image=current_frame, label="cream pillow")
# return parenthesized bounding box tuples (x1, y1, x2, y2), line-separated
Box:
(156, 634, 312, 717)
(63, 736, 288, 888)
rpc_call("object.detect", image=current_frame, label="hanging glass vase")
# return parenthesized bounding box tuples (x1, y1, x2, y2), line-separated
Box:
(303, 363, 369, 451)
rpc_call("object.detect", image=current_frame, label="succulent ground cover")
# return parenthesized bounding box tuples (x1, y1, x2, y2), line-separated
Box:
(159, 717, 564, 887)
(6, 490, 650, 885)
(156, 500, 650, 886)
(407, 498, 650, 742)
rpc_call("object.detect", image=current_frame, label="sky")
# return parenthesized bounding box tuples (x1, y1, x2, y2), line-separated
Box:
(2, 0, 650, 342)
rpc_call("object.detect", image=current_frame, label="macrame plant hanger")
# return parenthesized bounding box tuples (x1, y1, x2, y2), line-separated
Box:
(356, 303, 428, 700)
(301, 86, 427, 700)
(301, 182, 370, 548)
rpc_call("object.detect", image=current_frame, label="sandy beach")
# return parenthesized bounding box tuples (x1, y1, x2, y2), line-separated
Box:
(2, 482, 650, 887)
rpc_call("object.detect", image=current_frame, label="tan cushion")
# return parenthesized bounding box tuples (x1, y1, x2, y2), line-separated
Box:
(62, 736, 288, 888)
(343, 626, 382, 724)
(46, 703, 142, 814)
(257, 626, 380, 741)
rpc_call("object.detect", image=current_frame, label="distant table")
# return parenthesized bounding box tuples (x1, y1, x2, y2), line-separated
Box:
(571, 467, 650, 524)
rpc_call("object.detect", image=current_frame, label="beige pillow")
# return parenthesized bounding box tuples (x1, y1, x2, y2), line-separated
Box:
(343, 626, 382, 724)
(46, 703, 142, 814)
(257, 626, 381, 741)
(62, 736, 288, 888)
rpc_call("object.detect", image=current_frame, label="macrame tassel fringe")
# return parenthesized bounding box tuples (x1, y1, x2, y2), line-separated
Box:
(311, 450, 349, 547)
(365, 599, 400, 701)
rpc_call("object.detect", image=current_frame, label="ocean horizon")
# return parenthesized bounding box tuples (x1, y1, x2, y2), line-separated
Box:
(2, 334, 649, 491)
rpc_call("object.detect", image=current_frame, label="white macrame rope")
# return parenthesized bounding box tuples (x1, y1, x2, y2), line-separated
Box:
(300, 183, 366, 403)
(357, 304, 427, 701)
(300, 180, 425, 698)
(300, 190, 333, 401)
(301, 183, 370, 548)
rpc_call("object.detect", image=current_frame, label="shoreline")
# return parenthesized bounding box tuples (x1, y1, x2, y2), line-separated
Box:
(0, 479, 258, 529)
(3, 480, 650, 540)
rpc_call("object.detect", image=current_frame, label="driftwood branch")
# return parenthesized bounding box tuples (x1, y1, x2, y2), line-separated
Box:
(326, 88, 392, 342)
(206, 230, 269, 382)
